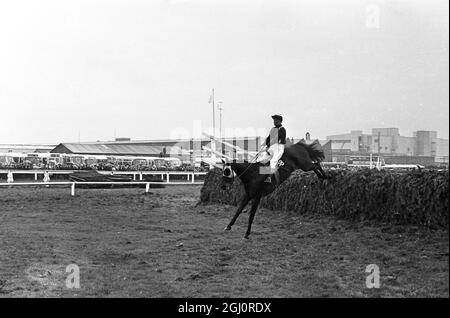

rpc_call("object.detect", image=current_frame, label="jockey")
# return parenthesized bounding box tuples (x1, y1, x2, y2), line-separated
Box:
(256, 114, 286, 185)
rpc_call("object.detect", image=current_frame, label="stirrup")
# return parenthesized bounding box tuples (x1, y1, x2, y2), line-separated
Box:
(264, 176, 272, 183)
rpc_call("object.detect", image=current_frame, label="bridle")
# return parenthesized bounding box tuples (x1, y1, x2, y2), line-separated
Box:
(222, 164, 236, 182)
(222, 145, 267, 182)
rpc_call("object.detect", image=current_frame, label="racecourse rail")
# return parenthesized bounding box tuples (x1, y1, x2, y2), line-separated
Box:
(0, 181, 204, 196)
(0, 170, 207, 196)
(0, 169, 207, 183)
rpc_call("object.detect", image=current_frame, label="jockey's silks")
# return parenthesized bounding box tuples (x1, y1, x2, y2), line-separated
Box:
(266, 125, 287, 147)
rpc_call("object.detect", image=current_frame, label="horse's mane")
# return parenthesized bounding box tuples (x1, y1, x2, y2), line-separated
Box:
(289, 139, 325, 162)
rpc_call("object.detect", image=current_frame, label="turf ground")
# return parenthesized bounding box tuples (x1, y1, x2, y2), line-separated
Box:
(0, 186, 448, 297)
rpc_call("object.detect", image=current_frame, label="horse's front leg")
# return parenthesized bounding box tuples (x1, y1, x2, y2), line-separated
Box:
(316, 163, 330, 179)
(224, 194, 250, 231)
(244, 196, 262, 239)
(311, 163, 328, 179)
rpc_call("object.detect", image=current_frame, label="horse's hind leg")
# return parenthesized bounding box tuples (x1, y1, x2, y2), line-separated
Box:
(224, 194, 250, 231)
(244, 196, 262, 239)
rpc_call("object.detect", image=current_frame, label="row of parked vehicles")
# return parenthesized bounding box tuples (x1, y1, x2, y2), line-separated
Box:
(0, 152, 208, 171)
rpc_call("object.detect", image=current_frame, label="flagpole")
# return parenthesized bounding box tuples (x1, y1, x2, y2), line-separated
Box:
(211, 89, 216, 167)
(212, 89, 216, 138)
(218, 102, 222, 140)
(218, 102, 224, 155)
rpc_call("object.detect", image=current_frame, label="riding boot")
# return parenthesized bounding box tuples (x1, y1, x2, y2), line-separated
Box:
(273, 169, 280, 187)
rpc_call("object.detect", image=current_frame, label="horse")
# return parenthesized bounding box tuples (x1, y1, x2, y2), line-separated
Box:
(221, 140, 328, 239)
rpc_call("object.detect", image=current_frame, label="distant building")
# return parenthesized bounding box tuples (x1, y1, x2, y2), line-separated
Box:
(49, 135, 318, 163)
(50, 142, 168, 157)
(413, 131, 449, 161)
(49, 137, 267, 162)
(434, 138, 450, 164)
(326, 128, 449, 166)
(35, 129, 450, 167)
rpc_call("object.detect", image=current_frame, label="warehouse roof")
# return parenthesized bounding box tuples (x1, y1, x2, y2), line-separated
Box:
(50, 143, 190, 156)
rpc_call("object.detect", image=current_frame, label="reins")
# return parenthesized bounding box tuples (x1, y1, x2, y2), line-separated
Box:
(235, 145, 267, 179)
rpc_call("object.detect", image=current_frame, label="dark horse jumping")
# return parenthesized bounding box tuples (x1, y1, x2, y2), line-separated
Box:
(221, 140, 328, 239)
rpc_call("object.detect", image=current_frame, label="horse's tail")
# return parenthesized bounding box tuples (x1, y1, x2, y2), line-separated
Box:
(302, 140, 325, 162)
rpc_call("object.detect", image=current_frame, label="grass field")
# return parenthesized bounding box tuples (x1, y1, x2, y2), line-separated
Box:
(0, 186, 448, 297)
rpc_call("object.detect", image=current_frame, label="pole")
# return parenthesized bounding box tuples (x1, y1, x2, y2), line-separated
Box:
(218, 101, 223, 140)
(212, 89, 216, 139)
(210, 89, 216, 169)
(218, 101, 224, 155)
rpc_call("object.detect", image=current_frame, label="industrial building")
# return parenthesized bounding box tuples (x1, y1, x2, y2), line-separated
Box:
(326, 128, 449, 166)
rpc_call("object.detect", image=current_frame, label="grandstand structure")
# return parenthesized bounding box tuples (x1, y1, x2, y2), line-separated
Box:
(49, 137, 274, 165)
(50, 137, 264, 159)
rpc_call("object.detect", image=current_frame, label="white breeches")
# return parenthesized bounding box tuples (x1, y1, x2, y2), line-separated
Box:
(256, 144, 285, 169)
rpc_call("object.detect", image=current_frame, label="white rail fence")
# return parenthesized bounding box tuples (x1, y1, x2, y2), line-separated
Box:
(0, 181, 204, 196)
(0, 170, 207, 183)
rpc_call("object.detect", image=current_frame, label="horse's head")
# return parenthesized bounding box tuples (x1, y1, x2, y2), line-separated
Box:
(221, 159, 235, 190)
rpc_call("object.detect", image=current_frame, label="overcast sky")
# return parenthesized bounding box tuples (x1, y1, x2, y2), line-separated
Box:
(0, 0, 448, 144)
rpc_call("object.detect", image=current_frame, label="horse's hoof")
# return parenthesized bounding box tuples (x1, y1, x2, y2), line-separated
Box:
(224, 226, 231, 231)
(243, 234, 250, 239)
